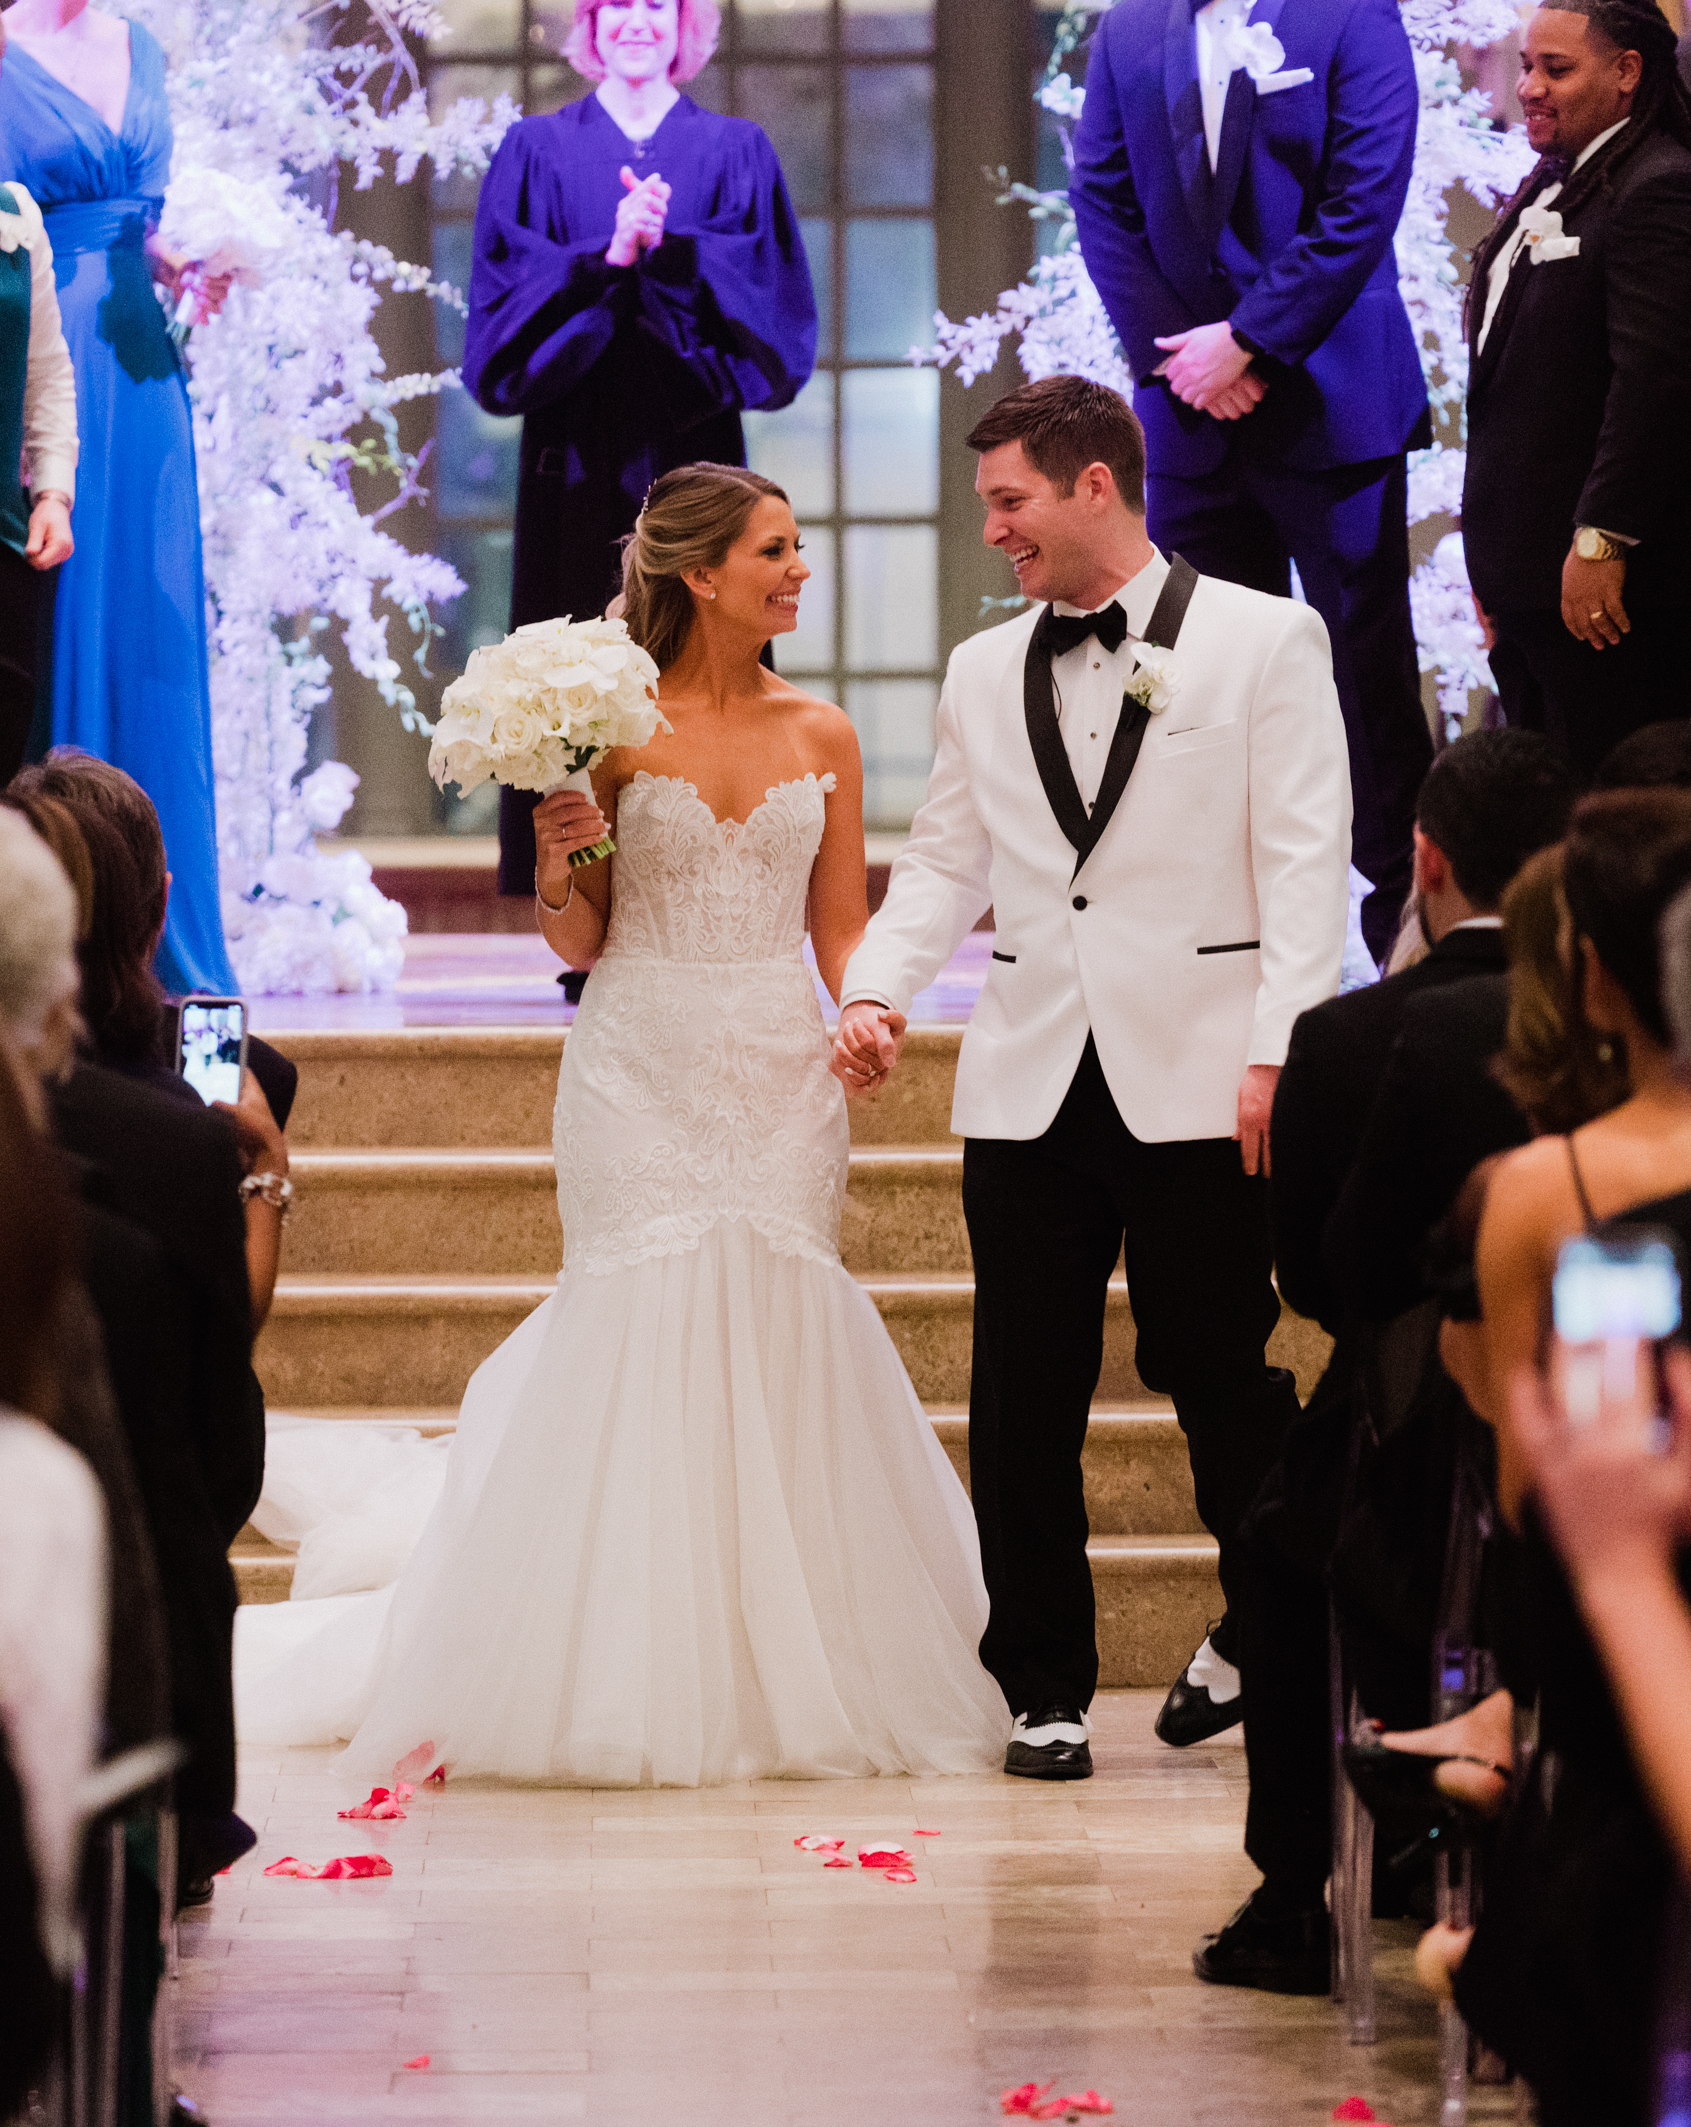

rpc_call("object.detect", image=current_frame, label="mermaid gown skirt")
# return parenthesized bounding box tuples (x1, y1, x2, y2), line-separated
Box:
(237, 773, 1008, 1786)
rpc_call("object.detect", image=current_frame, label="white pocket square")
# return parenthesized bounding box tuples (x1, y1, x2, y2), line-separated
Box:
(1255, 67, 1315, 92)
(1532, 234, 1581, 262)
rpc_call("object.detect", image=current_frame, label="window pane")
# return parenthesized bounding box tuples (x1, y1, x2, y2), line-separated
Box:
(437, 525, 515, 668)
(782, 526, 836, 671)
(683, 59, 731, 112)
(845, 525, 936, 668)
(841, 368, 936, 514)
(844, 219, 935, 360)
(846, 680, 937, 824)
(800, 218, 834, 353)
(745, 372, 835, 517)
(737, 64, 832, 214)
(430, 0, 520, 50)
(845, 65, 932, 205)
(842, 0, 933, 52)
(435, 391, 521, 520)
(735, 0, 831, 55)
(526, 66, 592, 114)
(431, 220, 473, 365)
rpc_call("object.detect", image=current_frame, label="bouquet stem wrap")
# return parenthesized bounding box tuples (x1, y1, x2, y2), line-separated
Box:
(555, 760, 617, 868)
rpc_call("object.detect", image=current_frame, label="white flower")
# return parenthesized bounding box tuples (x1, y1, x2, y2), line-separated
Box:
(1038, 72, 1085, 119)
(1517, 202, 1564, 246)
(1219, 19, 1287, 80)
(295, 760, 360, 831)
(1126, 644, 1181, 714)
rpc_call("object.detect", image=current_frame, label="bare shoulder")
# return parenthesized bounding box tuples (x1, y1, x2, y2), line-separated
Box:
(771, 683, 861, 778)
(1481, 1136, 1578, 1244)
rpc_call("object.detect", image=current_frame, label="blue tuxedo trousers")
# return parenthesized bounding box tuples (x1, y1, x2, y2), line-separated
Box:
(1147, 448, 1431, 962)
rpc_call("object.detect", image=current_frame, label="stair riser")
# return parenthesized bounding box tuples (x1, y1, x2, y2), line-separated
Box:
(281, 1159, 975, 1278)
(229, 1547, 1218, 1691)
(933, 1419, 1203, 1536)
(272, 1029, 961, 1152)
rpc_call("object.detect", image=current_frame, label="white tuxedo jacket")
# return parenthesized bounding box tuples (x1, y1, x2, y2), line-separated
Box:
(840, 556, 1352, 1144)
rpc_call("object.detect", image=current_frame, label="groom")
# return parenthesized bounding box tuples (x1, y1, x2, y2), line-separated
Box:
(835, 376, 1350, 1777)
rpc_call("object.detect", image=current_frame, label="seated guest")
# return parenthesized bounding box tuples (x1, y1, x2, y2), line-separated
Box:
(1440, 789, 1691, 2127)
(1462, 0, 1691, 770)
(1590, 718, 1691, 791)
(1192, 731, 1572, 1993)
(1491, 845, 1631, 1136)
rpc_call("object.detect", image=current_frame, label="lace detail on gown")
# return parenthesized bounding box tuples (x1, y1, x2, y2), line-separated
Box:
(556, 772, 848, 1275)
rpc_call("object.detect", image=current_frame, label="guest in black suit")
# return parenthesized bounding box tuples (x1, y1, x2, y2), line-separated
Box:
(1192, 731, 1572, 1992)
(1463, 0, 1691, 770)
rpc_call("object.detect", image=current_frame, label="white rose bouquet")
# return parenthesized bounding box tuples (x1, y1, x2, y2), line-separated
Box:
(428, 615, 667, 867)
(158, 167, 297, 345)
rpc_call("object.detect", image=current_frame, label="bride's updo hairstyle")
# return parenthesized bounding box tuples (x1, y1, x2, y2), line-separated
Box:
(618, 463, 788, 673)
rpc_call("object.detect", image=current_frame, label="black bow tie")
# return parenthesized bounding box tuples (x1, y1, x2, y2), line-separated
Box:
(1041, 603, 1129, 659)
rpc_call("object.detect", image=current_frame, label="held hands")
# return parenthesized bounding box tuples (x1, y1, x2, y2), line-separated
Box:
(533, 787, 610, 908)
(1561, 546, 1629, 650)
(1234, 1062, 1279, 1177)
(23, 494, 71, 570)
(831, 1001, 907, 1096)
(605, 167, 672, 268)
(1152, 322, 1266, 420)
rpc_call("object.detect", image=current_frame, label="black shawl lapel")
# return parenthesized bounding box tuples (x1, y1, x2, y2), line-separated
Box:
(1022, 554, 1202, 879)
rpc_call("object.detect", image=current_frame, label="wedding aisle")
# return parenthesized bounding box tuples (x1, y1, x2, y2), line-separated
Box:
(170, 1695, 1463, 2127)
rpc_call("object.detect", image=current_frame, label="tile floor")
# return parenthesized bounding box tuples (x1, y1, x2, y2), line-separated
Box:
(171, 1693, 1518, 2127)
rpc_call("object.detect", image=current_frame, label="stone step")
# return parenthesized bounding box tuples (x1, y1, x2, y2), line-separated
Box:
(257, 1271, 1328, 1416)
(244, 1403, 1204, 1541)
(280, 1145, 974, 1277)
(228, 1530, 1218, 1690)
(271, 1026, 961, 1152)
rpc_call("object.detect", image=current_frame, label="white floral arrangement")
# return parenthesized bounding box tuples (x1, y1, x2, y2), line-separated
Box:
(1126, 643, 1180, 715)
(429, 616, 667, 867)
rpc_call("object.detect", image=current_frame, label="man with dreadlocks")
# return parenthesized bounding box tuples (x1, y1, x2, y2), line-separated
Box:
(1464, 0, 1691, 772)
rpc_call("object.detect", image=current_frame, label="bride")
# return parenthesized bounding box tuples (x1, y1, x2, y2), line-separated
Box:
(238, 464, 1009, 1787)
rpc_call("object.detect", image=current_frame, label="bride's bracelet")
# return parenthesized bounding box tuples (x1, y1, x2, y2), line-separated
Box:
(535, 868, 575, 919)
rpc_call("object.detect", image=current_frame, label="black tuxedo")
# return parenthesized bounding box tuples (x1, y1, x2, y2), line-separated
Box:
(1243, 925, 1520, 1894)
(1463, 129, 1691, 767)
(1271, 924, 1511, 1335)
(50, 1063, 265, 1546)
(1326, 971, 1530, 1322)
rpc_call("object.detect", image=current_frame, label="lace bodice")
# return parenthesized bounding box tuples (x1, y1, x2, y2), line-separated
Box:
(601, 771, 833, 964)
(552, 772, 849, 1275)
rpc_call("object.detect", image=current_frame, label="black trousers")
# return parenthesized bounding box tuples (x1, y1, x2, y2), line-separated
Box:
(0, 544, 48, 787)
(1148, 453, 1431, 963)
(961, 1036, 1301, 1717)
(1489, 601, 1690, 778)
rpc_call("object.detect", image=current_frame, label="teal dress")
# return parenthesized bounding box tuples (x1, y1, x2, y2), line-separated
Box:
(0, 20, 235, 995)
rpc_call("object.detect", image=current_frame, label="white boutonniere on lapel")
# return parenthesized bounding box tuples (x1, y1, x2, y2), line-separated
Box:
(1217, 20, 1315, 92)
(1518, 201, 1581, 262)
(1126, 644, 1182, 715)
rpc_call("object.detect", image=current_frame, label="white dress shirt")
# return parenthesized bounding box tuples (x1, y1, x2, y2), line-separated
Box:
(3, 185, 78, 506)
(1192, 0, 1251, 174)
(1476, 118, 1627, 358)
(1048, 548, 1171, 809)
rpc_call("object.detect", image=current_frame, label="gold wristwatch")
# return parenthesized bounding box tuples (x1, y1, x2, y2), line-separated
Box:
(1574, 526, 1625, 563)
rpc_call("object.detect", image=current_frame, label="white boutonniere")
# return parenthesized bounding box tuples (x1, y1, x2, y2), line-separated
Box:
(1219, 19, 1286, 77)
(1518, 202, 1580, 261)
(1126, 644, 1181, 715)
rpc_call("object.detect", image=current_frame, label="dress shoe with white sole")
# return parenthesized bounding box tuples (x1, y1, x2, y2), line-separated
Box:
(1154, 1634, 1243, 1747)
(1004, 1705, 1093, 1779)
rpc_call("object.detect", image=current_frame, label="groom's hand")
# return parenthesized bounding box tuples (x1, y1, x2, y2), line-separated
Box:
(1235, 1063, 1280, 1178)
(831, 1002, 907, 1095)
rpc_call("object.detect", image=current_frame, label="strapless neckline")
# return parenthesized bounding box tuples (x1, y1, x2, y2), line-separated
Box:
(624, 768, 833, 838)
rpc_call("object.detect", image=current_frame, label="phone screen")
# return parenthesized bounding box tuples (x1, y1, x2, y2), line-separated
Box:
(1552, 1236, 1682, 1343)
(178, 999, 247, 1109)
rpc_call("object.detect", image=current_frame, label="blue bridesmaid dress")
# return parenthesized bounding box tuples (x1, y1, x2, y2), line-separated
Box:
(0, 19, 236, 995)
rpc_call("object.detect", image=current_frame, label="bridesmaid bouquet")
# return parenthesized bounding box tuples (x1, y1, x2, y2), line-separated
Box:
(428, 615, 666, 867)
(158, 168, 296, 345)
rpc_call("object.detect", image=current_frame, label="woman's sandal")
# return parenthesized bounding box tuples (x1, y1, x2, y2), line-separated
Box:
(1340, 1735, 1510, 1846)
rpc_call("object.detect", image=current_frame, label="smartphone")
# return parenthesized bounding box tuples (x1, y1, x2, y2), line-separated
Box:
(176, 997, 248, 1109)
(1551, 1226, 1683, 1430)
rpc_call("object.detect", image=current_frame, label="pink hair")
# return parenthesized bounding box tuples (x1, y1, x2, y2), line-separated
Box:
(562, 0, 721, 83)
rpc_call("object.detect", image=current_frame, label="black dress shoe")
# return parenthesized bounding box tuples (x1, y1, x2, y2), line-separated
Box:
(1193, 1887, 1330, 1995)
(1004, 1705, 1093, 1780)
(1154, 1645, 1243, 1748)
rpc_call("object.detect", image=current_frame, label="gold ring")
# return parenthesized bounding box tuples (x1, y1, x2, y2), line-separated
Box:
(1589, 611, 1605, 623)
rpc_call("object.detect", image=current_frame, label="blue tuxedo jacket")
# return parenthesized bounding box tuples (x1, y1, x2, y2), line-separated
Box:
(1071, 0, 1430, 478)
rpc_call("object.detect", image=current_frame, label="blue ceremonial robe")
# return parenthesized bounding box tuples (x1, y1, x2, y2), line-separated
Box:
(0, 21, 236, 996)
(463, 93, 816, 890)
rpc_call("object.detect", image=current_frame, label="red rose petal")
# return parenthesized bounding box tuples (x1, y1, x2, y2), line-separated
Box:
(1001, 2083, 1055, 2116)
(1029, 2105, 1067, 2121)
(402, 2055, 431, 2071)
(339, 1787, 408, 1822)
(794, 1835, 846, 1852)
(857, 1846, 913, 1870)
(261, 1853, 393, 1880)
(393, 1783, 416, 1803)
(1333, 2104, 1376, 2123)
(884, 1869, 918, 1883)
(912, 1828, 941, 1837)
(426, 1765, 446, 1785)
(393, 1742, 437, 1784)
(823, 1856, 854, 1868)
(1062, 2094, 1113, 2115)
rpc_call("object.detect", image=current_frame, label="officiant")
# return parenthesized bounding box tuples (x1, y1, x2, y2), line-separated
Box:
(463, 0, 817, 895)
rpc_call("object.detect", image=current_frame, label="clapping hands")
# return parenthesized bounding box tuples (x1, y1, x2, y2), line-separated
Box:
(606, 166, 672, 268)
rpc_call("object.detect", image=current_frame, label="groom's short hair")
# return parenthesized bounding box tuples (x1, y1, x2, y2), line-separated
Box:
(966, 376, 1146, 512)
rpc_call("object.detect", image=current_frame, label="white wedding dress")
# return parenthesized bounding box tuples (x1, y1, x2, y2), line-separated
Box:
(237, 771, 1008, 1787)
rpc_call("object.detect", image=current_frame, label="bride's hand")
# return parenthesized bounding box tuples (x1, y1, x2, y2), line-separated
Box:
(534, 788, 610, 901)
(831, 1002, 906, 1095)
